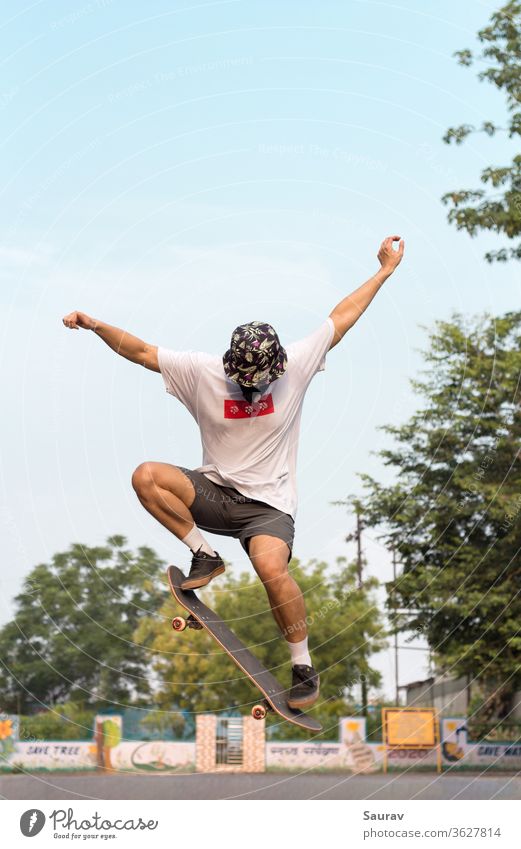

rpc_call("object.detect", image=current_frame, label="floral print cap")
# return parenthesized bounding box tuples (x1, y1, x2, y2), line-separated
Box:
(222, 321, 288, 387)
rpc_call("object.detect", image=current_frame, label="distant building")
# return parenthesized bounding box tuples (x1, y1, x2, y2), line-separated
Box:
(403, 675, 521, 719)
(402, 675, 473, 716)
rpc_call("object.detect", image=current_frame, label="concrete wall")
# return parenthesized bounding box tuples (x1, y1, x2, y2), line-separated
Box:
(3, 714, 520, 773)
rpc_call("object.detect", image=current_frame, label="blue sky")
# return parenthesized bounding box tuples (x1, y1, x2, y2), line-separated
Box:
(1, 0, 518, 700)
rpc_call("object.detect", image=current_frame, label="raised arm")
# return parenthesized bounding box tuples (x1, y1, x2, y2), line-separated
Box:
(62, 310, 159, 372)
(328, 235, 404, 350)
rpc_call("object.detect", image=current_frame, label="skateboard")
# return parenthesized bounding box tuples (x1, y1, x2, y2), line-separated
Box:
(167, 565, 322, 733)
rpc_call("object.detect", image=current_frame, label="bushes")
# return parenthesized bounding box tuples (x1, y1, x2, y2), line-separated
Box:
(19, 703, 95, 742)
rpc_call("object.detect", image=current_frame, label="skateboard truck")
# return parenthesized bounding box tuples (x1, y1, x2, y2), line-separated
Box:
(172, 614, 203, 631)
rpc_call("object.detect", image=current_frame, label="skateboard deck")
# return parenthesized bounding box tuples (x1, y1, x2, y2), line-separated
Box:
(167, 565, 322, 733)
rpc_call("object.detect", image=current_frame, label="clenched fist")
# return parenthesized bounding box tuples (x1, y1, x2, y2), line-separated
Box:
(62, 310, 96, 330)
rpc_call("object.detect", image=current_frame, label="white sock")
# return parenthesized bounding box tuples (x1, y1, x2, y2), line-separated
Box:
(181, 524, 216, 557)
(287, 636, 312, 667)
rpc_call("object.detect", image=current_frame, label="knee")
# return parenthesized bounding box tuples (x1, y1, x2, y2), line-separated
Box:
(131, 462, 156, 497)
(254, 555, 289, 587)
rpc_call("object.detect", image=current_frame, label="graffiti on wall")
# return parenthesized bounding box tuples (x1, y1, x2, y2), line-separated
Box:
(267, 718, 379, 772)
(0, 714, 18, 765)
(113, 741, 195, 772)
(266, 743, 342, 769)
(441, 718, 521, 769)
(3, 740, 195, 772)
(340, 717, 378, 773)
(3, 714, 520, 773)
(6, 742, 97, 771)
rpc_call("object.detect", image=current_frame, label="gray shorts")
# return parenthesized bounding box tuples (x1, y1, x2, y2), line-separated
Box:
(178, 467, 295, 561)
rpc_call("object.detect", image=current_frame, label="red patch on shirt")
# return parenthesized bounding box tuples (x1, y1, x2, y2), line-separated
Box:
(224, 394, 275, 419)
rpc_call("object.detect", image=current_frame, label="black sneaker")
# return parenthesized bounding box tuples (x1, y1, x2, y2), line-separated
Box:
(180, 549, 225, 590)
(287, 664, 320, 710)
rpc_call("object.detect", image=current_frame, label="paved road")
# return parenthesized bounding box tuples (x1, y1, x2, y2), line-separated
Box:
(1, 771, 519, 800)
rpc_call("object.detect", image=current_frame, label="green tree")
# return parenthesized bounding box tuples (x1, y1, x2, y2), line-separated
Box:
(135, 558, 386, 739)
(350, 312, 521, 724)
(442, 1, 521, 262)
(140, 709, 186, 740)
(0, 536, 165, 712)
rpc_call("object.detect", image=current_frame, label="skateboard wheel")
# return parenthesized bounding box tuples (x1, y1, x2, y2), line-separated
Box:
(172, 616, 187, 632)
(252, 704, 267, 720)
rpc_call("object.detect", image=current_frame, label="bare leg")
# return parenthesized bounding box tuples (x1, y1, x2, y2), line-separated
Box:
(131, 462, 197, 539)
(248, 535, 308, 643)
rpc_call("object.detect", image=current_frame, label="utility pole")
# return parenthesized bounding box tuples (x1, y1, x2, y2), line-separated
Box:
(345, 503, 368, 716)
(354, 506, 368, 716)
(356, 509, 363, 588)
(392, 547, 399, 706)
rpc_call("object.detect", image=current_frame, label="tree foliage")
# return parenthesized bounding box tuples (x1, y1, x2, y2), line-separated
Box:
(350, 311, 521, 723)
(442, 1, 521, 262)
(19, 702, 96, 742)
(0, 538, 387, 739)
(135, 558, 386, 740)
(0, 536, 165, 712)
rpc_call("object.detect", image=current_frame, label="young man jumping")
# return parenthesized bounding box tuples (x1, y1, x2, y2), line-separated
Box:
(63, 235, 404, 709)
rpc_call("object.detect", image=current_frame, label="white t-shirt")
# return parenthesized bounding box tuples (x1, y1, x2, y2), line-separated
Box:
(158, 317, 335, 519)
